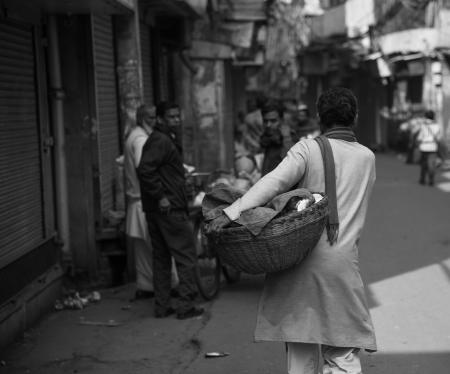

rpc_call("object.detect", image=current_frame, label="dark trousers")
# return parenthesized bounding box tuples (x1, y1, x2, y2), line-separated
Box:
(420, 151, 438, 185)
(146, 210, 198, 314)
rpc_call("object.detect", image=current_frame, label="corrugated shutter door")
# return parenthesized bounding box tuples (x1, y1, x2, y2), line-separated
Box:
(140, 24, 154, 104)
(92, 15, 120, 217)
(159, 47, 169, 101)
(0, 21, 44, 268)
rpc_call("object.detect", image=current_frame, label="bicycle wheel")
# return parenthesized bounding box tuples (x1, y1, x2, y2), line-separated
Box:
(192, 216, 221, 300)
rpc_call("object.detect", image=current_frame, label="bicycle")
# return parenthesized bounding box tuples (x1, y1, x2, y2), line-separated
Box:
(186, 171, 241, 300)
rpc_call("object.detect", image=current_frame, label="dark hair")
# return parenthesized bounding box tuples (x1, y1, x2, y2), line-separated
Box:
(156, 101, 179, 118)
(261, 101, 282, 117)
(136, 104, 154, 127)
(424, 109, 435, 120)
(316, 87, 358, 128)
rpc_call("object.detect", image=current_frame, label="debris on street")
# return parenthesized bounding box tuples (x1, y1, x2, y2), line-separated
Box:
(54, 291, 101, 311)
(204, 352, 230, 358)
(78, 318, 122, 327)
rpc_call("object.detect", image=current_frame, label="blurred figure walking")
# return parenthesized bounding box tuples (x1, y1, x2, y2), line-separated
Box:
(416, 110, 442, 186)
(402, 107, 425, 164)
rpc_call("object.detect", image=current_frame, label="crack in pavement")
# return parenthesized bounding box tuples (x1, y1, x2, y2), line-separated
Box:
(171, 309, 214, 374)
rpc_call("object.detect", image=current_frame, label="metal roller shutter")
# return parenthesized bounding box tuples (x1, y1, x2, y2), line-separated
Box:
(140, 24, 154, 105)
(92, 15, 120, 217)
(0, 21, 44, 268)
(159, 46, 169, 102)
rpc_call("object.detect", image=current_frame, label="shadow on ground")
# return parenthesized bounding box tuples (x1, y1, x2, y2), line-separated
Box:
(363, 351, 450, 374)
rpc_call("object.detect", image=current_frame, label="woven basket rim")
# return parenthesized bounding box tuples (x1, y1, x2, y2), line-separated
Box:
(206, 193, 328, 238)
(215, 212, 327, 244)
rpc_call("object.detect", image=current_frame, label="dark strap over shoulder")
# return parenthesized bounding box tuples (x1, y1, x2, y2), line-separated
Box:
(315, 135, 339, 245)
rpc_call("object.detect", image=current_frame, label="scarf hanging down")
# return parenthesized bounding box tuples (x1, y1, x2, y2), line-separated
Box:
(315, 127, 357, 245)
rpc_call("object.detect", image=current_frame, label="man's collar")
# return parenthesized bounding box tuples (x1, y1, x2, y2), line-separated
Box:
(155, 123, 175, 137)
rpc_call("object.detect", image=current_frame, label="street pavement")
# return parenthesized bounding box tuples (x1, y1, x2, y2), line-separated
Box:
(1, 153, 450, 374)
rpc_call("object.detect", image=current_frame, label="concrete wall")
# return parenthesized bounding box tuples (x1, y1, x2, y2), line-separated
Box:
(0, 266, 63, 351)
(310, 0, 374, 39)
(441, 58, 450, 144)
(191, 59, 233, 171)
(58, 15, 98, 276)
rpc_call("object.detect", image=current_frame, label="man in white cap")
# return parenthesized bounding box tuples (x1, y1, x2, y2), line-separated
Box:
(291, 103, 320, 142)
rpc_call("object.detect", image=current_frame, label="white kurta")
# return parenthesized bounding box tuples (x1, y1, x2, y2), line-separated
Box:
(124, 127, 150, 241)
(224, 138, 377, 351)
(416, 122, 441, 152)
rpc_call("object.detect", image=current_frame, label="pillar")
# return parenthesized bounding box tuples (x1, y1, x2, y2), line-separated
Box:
(114, 0, 143, 137)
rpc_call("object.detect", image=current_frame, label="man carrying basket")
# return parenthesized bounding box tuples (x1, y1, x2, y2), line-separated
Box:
(207, 87, 377, 374)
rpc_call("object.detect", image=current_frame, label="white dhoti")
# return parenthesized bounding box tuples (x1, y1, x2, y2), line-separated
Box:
(287, 343, 361, 374)
(127, 200, 153, 291)
(126, 200, 178, 290)
(132, 237, 153, 291)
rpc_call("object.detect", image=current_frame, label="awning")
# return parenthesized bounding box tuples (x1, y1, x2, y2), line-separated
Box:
(189, 40, 233, 59)
(220, 0, 267, 21)
(218, 22, 254, 49)
(139, 0, 200, 18)
(378, 28, 450, 55)
(28, 0, 134, 14)
(389, 52, 425, 63)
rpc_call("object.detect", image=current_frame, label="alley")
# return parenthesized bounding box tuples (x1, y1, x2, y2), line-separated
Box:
(183, 153, 450, 374)
(1, 153, 449, 374)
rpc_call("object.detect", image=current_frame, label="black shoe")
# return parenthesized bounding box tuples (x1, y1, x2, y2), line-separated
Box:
(155, 307, 175, 318)
(133, 290, 155, 300)
(176, 307, 204, 320)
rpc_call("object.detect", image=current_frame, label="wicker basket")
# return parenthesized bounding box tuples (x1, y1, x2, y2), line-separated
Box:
(206, 196, 328, 274)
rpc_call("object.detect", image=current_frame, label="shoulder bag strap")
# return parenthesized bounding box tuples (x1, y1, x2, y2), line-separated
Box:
(315, 136, 339, 245)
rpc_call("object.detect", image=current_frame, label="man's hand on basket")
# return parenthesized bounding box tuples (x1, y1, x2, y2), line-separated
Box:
(206, 213, 232, 234)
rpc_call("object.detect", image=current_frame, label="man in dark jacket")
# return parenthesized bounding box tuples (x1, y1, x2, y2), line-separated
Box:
(260, 103, 284, 176)
(137, 102, 203, 320)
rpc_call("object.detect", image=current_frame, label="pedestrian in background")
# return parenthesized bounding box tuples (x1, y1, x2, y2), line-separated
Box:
(123, 105, 156, 300)
(403, 107, 425, 164)
(291, 103, 320, 142)
(260, 103, 284, 176)
(137, 102, 203, 320)
(416, 109, 442, 186)
(244, 97, 265, 155)
(208, 87, 377, 374)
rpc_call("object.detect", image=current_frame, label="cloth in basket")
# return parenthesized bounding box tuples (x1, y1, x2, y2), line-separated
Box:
(203, 185, 315, 235)
(203, 185, 329, 274)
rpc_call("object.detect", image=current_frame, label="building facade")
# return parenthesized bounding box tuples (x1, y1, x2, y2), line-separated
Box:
(302, 0, 450, 150)
(0, 0, 202, 350)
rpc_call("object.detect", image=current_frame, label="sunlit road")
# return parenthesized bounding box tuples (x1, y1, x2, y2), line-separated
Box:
(1, 154, 449, 374)
(184, 154, 450, 374)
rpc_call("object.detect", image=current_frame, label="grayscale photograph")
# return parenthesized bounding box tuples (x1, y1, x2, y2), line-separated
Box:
(0, 0, 449, 373)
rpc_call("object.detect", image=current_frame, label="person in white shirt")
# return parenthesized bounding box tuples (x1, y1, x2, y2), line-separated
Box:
(415, 110, 442, 186)
(124, 105, 156, 299)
